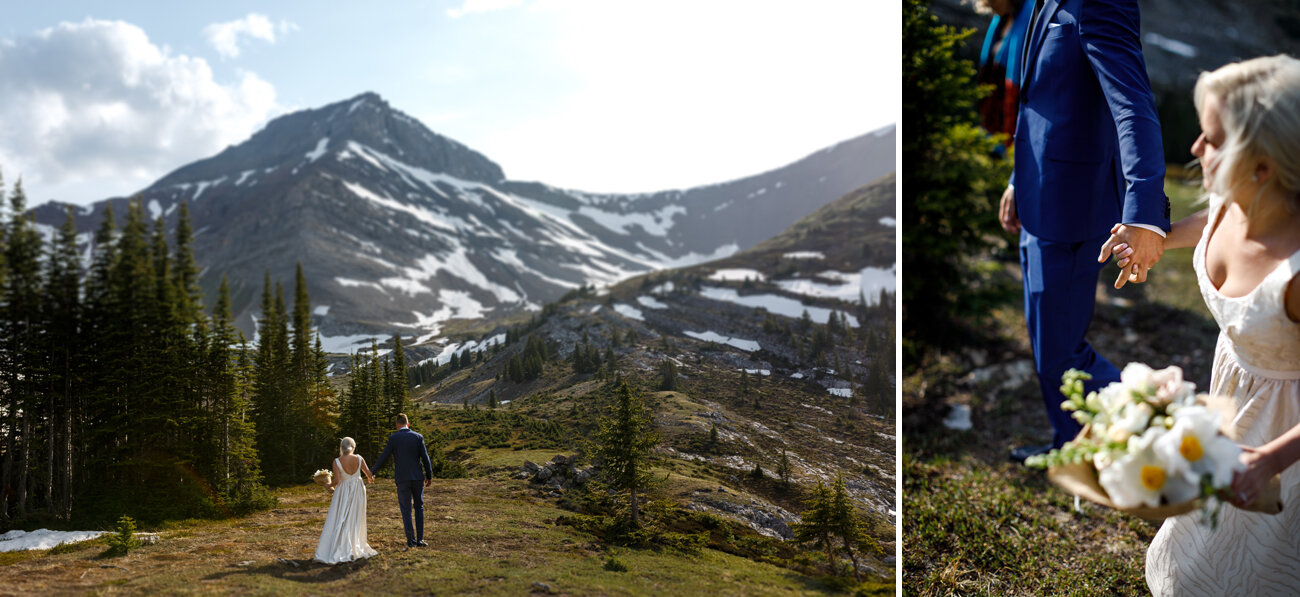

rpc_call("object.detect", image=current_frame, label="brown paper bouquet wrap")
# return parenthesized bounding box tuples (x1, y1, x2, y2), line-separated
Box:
(1046, 393, 1282, 522)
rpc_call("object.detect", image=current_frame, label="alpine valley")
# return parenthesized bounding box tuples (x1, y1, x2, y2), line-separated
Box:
(9, 92, 898, 592)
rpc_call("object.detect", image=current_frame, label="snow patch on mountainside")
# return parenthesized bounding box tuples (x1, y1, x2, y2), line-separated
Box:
(698, 286, 859, 328)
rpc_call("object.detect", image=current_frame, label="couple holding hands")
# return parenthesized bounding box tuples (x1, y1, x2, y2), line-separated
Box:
(1001, 0, 1300, 594)
(313, 413, 435, 565)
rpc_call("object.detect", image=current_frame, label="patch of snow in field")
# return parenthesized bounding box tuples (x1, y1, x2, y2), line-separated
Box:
(318, 333, 375, 354)
(0, 529, 107, 552)
(420, 333, 507, 366)
(305, 137, 330, 162)
(650, 281, 675, 295)
(589, 305, 602, 313)
(314, 305, 330, 316)
(397, 248, 521, 304)
(801, 403, 832, 415)
(379, 276, 431, 296)
(699, 286, 859, 327)
(683, 330, 760, 352)
(335, 277, 388, 294)
(493, 248, 580, 290)
(637, 296, 668, 309)
(827, 388, 853, 398)
(742, 369, 770, 376)
(613, 303, 645, 321)
(879, 217, 896, 227)
(782, 251, 824, 260)
(790, 372, 805, 379)
(577, 204, 686, 236)
(235, 169, 256, 185)
(708, 268, 767, 282)
(776, 266, 895, 303)
(343, 180, 457, 233)
(148, 199, 162, 220)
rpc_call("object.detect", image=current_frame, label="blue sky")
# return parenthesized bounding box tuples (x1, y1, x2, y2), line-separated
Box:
(2, 1, 897, 207)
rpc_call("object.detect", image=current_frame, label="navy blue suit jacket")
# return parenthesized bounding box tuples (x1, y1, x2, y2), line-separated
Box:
(371, 428, 433, 483)
(1010, 0, 1170, 242)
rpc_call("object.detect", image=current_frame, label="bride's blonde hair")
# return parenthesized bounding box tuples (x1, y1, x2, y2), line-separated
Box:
(1195, 54, 1300, 213)
(339, 437, 356, 458)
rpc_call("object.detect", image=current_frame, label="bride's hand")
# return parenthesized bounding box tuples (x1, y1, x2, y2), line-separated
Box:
(1230, 446, 1280, 508)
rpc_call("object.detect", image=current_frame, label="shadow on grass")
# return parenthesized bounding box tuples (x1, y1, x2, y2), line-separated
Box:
(200, 556, 372, 584)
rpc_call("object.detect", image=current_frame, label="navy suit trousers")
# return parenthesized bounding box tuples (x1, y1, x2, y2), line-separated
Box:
(1020, 229, 1122, 447)
(395, 480, 424, 545)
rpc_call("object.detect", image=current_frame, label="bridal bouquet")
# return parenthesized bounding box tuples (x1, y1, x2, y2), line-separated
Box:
(1027, 363, 1280, 525)
(312, 468, 333, 487)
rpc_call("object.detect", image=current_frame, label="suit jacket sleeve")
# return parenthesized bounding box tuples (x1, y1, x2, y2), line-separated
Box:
(419, 436, 433, 480)
(1078, 0, 1170, 231)
(372, 434, 395, 474)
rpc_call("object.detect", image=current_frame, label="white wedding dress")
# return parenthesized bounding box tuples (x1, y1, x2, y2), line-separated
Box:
(313, 457, 378, 564)
(1146, 198, 1300, 595)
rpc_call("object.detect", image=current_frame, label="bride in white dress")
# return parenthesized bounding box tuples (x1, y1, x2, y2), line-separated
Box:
(314, 437, 378, 564)
(1106, 55, 1300, 595)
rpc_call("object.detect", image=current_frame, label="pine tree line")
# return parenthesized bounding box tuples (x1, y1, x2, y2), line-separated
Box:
(337, 336, 409, 461)
(0, 190, 281, 523)
(0, 184, 344, 522)
(249, 263, 339, 486)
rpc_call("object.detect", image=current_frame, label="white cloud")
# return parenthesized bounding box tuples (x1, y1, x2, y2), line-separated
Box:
(0, 19, 279, 206)
(447, 0, 526, 19)
(203, 13, 297, 59)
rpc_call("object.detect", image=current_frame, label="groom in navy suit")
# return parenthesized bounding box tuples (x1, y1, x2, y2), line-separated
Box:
(371, 413, 434, 547)
(1000, 0, 1170, 458)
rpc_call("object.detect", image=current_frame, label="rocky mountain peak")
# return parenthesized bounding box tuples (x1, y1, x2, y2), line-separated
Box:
(149, 91, 504, 191)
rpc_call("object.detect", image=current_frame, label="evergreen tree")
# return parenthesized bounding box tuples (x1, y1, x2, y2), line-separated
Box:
(903, 0, 1011, 350)
(386, 333, 407, 421)
(1, 178, 43, 518)
(591, 382, 659, 526)
(776, 448, 792, 488)
(44, 207, 81, 519)
(659, 359, 678, 391)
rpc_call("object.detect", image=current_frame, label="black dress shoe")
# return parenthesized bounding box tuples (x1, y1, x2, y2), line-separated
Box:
(415, 540, 428, 547)
(1009, 444, 1052, 464)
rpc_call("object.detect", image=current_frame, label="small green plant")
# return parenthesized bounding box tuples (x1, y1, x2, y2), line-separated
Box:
(105, 515, 142, 556)
(603, 555, 628, 572)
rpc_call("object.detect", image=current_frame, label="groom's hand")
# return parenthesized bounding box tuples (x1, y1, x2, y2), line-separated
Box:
(425, 478, 431, 488)
(1098, 224, 1164, 289)
(998, 186, 1020, 235)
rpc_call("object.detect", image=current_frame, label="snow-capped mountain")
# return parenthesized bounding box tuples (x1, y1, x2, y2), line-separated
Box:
(30, 92, 894, 352)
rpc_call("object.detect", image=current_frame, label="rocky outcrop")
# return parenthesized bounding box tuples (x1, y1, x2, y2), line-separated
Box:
(515, 455, 592, 497)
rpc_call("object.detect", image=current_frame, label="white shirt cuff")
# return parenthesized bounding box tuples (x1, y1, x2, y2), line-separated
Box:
(1126, 223, 1167, 238)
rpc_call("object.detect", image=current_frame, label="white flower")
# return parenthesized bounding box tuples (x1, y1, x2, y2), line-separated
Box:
(1150, 366, 1195, 406)
(1117, 402, 1155, 434)
(1100, 427, 1199, 508)
(1120, 362, 1157, 391)
(1155, 406, 1243, 488)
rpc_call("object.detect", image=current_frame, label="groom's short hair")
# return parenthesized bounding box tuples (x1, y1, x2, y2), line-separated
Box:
(395, 413, 409, 427)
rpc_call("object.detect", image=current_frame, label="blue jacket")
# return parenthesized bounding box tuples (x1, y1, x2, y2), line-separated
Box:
(1011, 0, 1170, 242)
(371, 428, 434, 483)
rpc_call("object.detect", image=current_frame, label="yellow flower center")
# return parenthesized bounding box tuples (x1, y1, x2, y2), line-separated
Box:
(1141, 465, 1166, 491)
(1180, 435, 1204, 462)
